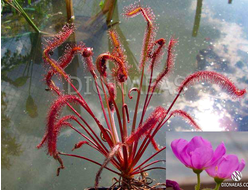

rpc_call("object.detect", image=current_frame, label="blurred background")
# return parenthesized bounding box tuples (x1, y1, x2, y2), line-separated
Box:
(166, 132, 248, 189)
(1, 0, 248, 189)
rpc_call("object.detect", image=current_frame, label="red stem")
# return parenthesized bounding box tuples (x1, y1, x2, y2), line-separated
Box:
(133, 87, 182, 164)
(121, 83, 128, 170)
(94, 78, 112, 132)
(48, 73, 111, 155)
(72, 118, 108, 155)
(68, 122, 98, 148)
(102, 79, 124, 141)
(139, 67, 154, 125)
(66, 103, 110, 154)
(129, 66, 145, 166)
(113, 100, 124, 141)
(133, 147, 165, 171)
(69, 78, 114, 148)
(130, 65, 154, 164)
(132, 160, 165, 174)
(58, 152, 121, 175)
(121, 84, 128, 139)
(132, 167, 165, 175)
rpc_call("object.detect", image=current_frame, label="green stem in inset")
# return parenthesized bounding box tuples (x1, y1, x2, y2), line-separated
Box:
(214, 183, 221, 190)
(214, 178, 224, 190)
(196, 173, 201, 190)
(193, 169, 203, 190)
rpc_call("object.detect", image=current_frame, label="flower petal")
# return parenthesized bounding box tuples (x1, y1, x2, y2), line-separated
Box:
(186, 136, 212, 154)
(171, 139, 189, 165)
(237, 159, 245, 172)
(190, 147, 214, 170)
(179, 145, 192, 167)
(217, 155, 240, 179)
(204, 142, 226, 168)
(205, 162, 218, 178)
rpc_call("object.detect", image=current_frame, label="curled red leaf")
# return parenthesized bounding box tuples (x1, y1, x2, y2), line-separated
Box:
(178, 71, 246, 98)
(123, 3, 156, 69)
(128, 87, 139, 99)
(169, 110, 201, 130)
(96, 53, 128, 83)
(46, 95, 87, 156)
(37, 115, 77, 149)
(152, 37, 177, 88)
(148, 38, 166, 71)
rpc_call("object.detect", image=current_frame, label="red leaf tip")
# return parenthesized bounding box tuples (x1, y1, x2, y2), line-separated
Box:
(170, 110, 201, 131)
(96, 53, 128, 83)
(46, 95, 86, 156)
(123, 3, 155, 24)
(178, 71, 246, 98)
(151, 37, 177, 89)
(126, 107, 167, 145)
(45, 23, 75, 50)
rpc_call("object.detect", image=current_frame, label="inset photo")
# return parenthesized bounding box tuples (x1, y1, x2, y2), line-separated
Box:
(166, 132, 248, 190)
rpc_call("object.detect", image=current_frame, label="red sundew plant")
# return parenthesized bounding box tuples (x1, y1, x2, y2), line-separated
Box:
(37, 3, 246, 189)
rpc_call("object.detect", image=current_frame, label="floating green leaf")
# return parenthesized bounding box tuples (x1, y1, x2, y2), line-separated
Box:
(12, 76, 29, 87)
(26, 95, 38, 118)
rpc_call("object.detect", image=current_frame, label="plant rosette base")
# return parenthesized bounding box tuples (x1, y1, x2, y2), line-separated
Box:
(85, 188, 119, 190)
(85, 188, 166, 190)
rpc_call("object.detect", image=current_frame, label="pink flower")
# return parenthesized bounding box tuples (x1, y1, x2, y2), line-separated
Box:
(206, 154, 245, 180)
(171, 136, 226, 170)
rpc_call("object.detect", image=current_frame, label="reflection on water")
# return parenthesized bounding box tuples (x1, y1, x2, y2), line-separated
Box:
(1, 91, 22, 169)
(1, 0, 248, 189)
(109, 2, 140, 79)
(192, 0, 203, 37)
(2, 33, 42, 118)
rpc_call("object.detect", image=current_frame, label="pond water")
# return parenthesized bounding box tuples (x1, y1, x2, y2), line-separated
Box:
(1, 0, 248, 189)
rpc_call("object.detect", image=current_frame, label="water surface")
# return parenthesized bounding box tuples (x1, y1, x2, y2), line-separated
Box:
(1, 0, 248, 189)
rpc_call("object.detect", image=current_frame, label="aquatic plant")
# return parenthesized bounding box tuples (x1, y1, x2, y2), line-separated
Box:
(37, 2, 246, 189)
(65, 0, 74, 22)
(100, 0, 118, 25)
(2, 0, 40, 33)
